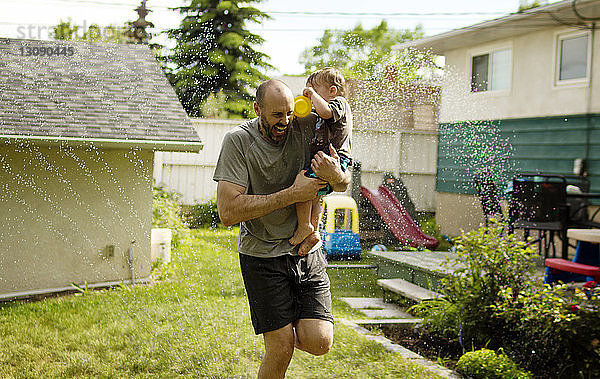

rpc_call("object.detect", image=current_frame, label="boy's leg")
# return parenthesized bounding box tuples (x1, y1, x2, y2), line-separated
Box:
(290, 201, 314, 246)
(310, 196, 322, 230)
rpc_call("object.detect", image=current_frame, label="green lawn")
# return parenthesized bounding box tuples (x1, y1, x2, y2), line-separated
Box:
(0, 228, 443, 378)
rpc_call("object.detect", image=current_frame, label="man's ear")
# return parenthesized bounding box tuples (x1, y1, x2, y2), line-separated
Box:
(253, 102, 261, 117)
(329, 86, 338, 97)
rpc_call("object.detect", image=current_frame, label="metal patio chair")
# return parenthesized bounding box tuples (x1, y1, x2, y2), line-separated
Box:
(508, 174, 568, 258)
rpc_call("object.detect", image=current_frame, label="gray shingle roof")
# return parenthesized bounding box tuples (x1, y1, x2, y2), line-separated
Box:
(0, 38, 201, 147)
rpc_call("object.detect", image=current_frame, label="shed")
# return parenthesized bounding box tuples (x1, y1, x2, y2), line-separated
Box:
(0, 38, 201, 299)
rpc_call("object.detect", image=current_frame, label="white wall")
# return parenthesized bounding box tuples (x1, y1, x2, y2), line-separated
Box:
(0, 143, 153, 297)
(156, 117, 438, 211)
(353, 128, 438, 211)
(440, 26, 600, 123)
(154, 118, 239, 205)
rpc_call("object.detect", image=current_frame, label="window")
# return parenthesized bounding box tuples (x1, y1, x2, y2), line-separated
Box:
(557, 32, 589, 83)
(471, 48, 512, 92)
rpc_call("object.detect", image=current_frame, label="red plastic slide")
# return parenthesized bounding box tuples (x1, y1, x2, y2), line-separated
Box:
(361, 185, 439, 249)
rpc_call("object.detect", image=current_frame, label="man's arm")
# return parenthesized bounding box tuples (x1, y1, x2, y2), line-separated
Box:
(217, 171, 327, 227)
(311, 144, 351, 192)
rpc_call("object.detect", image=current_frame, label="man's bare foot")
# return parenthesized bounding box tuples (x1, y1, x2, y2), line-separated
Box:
(297, 231, 321, 256)
(289, 224, 314, 246)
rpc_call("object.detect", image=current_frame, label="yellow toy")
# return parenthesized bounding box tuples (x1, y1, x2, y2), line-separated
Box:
(294, 95, 312, 118)
(320, 195, 361, 259)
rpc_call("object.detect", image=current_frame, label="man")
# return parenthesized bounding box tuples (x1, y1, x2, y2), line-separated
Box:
(213, 79, 350, 378)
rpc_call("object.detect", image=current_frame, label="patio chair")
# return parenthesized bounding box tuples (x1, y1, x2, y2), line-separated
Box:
(562, 174, 600, 230)
(508, 174, 568, 258)
(474, 171, 504, 228)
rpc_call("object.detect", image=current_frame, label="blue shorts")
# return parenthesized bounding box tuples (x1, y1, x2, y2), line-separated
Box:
(305, 155, 351, 196)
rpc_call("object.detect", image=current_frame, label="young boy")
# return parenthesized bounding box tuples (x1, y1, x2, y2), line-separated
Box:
(289, 67, 353, 247)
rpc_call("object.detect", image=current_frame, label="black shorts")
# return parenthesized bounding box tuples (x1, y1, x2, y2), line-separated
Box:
(239, 250, 334, 335)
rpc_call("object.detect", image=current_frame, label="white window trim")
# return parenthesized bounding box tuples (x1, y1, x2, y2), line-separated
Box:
(553, 29, 591, 88)
(467, 42, 513, 96)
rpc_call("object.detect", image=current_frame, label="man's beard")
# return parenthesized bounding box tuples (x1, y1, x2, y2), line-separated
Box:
(259, 115, 289, 142)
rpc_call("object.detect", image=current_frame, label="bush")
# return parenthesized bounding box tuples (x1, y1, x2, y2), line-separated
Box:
(186, 199, 221, 229)
(492, 283, 600, 377)
(456, 349, 531, 379)
(411, 221, 537, 346)
(152, 184, 189, 246)
(411, 220, 600, 377)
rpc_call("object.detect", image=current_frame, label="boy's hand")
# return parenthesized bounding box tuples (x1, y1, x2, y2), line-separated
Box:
(302, 86, 316, 99)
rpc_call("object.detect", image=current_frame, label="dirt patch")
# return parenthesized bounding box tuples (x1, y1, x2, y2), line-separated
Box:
(369, 324, 463, 370)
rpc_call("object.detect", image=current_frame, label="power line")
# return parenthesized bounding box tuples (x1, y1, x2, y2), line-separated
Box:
(9, 0, 514, 17)
(267, 11, 508, 16)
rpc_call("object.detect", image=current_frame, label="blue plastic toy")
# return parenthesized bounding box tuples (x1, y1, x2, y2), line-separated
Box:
(320, 195, 362, 259)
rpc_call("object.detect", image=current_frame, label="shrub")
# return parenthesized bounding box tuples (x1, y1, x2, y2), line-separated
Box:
(186, 199, 221, 229)
(411, 221, 600, 377)
(152, 184, 189, 246)
(492, 283, 600, 377)
(456, 348, 531, 379)
(411, 220, 537, 347)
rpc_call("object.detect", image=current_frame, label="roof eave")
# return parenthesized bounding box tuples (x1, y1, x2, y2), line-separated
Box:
(394, 0, 596, 54)
(0, 134, 203, 153)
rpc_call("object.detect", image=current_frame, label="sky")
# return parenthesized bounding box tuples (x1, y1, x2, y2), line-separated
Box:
(0, 0, 542, 75)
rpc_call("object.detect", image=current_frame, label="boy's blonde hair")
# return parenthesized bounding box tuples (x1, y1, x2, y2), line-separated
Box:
(307, 67, 346, 97)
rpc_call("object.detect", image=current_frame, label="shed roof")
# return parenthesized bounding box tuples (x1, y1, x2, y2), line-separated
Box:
(395, 0, 600, 54)
(0, 38, 201, 152)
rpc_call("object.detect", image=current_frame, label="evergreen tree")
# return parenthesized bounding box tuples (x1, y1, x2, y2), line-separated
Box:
(164, 0, 272, 118)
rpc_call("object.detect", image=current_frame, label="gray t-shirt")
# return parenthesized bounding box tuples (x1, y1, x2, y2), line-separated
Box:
(213, 116, 317, 258)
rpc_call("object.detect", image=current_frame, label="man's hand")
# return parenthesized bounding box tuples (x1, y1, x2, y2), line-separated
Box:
(291, 170, 327, 202)
(311, 144, 351, 192)
(311, 144, 342, 184)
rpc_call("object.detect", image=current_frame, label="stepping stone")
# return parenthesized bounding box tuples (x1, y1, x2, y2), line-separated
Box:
(377, 278, 439, 302)
(339, 297, 415, 319)
(361, 308, 413, 319)
(339, 297, 388, 309)
(354, 318, 423, 325)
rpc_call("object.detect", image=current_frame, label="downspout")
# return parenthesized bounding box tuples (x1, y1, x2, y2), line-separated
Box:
(585, 23, 595, 171)
(128, 240, 136, 284)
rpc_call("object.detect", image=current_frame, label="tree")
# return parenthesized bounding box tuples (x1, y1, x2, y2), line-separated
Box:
(164, 0, 272, 118)
(53, 2, 159, 48)
(300, 21, 437, 83)
(52, 20, 130, 43)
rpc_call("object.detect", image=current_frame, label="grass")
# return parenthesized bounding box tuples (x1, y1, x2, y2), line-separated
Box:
(0, 228, 444, 378)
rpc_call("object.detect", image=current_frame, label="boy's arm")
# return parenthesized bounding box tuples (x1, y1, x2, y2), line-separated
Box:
(216, 171, 327, 226)
(303, 87, 333, 119)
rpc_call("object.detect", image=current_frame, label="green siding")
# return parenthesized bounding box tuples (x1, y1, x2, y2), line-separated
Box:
(437, 114, 600, 200)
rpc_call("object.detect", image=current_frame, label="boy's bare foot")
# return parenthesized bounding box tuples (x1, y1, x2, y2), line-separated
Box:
(297, 231, 321, 256)
(289, 224, 314, 246)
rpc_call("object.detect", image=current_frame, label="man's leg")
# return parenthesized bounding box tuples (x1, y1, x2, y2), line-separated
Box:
(294, 318, 333, 356)
(259, 323, 295, 379)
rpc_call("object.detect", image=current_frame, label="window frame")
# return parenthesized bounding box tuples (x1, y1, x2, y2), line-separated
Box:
(468, 43, 513, 95)
(554, 29, 591, 87)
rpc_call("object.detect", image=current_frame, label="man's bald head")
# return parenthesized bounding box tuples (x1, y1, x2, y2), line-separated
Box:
(256, 79, 293, 108)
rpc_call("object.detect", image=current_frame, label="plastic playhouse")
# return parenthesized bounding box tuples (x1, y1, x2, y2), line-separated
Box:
(320, 195, 362, 259)
(350, 162, 439, 250)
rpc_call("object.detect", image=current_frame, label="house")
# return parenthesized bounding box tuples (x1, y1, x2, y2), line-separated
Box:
(0, 38, 201, 299)
(396, 0, 600, 235)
